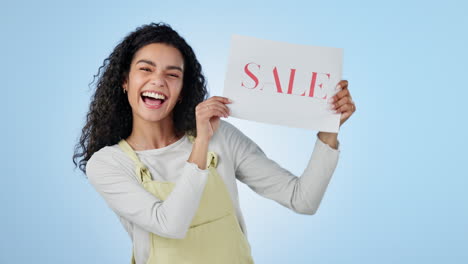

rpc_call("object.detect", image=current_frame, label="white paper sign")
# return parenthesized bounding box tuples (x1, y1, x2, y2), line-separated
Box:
(223, 35, 343, 132)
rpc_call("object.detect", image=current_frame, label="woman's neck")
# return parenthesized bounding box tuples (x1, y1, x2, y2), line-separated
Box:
(126, 116, 182, 150)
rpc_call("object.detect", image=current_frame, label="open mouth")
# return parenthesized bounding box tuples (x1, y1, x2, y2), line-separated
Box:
(141, 91, 167, 108)
(142, 96, 165, 106)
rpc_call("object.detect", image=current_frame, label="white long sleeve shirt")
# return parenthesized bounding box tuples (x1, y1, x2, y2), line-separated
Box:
(86, 120, 340, 263)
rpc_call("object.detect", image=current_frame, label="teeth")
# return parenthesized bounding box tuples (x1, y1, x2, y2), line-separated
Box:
(142, 91, 166, 100)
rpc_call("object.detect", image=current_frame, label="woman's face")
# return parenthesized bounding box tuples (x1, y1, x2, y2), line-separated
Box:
(123, 43, 184, 124)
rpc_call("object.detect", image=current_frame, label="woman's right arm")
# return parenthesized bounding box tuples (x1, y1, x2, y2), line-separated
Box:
(188, 96, 231, 170)
(86, 154, 209, 239)
(87, 96, 231, 239)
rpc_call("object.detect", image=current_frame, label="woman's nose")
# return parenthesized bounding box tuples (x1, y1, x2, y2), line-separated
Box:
(150, 73, 165, 87)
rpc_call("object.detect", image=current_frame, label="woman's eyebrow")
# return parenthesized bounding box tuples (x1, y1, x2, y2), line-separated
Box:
(136, 59, 183, 72)
(166, 66, 184, 72)
(136, 59, 156, 66)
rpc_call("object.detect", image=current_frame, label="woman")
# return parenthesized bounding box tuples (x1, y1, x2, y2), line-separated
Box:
(73, 22, 356, 264)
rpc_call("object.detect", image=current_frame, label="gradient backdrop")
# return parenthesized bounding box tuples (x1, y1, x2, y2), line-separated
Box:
(1, 0, 467, 263)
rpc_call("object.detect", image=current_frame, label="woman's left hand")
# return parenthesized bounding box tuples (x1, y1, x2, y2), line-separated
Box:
(329, 80, 356, 127)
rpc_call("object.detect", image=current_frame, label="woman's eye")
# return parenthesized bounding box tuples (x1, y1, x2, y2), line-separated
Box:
(140, 67, 151, 72)
(168, 74, 180, 78)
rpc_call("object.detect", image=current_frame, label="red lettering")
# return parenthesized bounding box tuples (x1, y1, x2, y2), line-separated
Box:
(309, 72, 330, 98)
(309, 72, 317, 97)
(241, 63, 260, 89)
(287, 69, 296, 94)
(273, 67, 283, 93)
(273, 67, 296, 94)
(241, 63, 331, 101)
(322, 73, 330, 99)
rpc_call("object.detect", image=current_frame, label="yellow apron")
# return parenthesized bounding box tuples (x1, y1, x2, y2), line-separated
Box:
(118, 135, 254, 264)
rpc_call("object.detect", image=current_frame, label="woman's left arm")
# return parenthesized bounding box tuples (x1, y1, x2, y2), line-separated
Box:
(318, 80, 356, 149)
(230, 80, 356, 215)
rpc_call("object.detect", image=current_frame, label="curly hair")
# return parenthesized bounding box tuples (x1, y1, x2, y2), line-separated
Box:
(73, 22, 208, 175)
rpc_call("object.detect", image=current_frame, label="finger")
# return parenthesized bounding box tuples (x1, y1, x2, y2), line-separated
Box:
(198, 106, 227, 119)
(211, 109, 228, 118)
(207, 96, 233, 104)
(204, 102, 231, 116)
(329, 88, 349, 103)
(200, 104, 230, 118)
(208, 104, 230, 117)
(335, 101, 354, 113)
(197, 99, 230, 113)
(335, 80, 348, 90)
(331, 96, 351, 110)
(340, 111, 351, 122)
(349, 98, 355, 110)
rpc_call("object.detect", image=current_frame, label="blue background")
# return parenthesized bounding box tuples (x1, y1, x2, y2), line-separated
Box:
(1, 0, 467, 263)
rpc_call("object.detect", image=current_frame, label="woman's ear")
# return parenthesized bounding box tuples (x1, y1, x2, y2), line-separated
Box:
(122, 77, 128, 92)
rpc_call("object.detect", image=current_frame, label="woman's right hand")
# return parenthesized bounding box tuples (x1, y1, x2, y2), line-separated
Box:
(195, 96, 232, 141)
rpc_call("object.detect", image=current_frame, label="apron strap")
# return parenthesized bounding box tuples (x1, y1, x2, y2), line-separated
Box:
(187, 135, 218, 168)
(207, 152, 218, 169)
(117, 134, 218, 184)
(118, 139, 152, 184)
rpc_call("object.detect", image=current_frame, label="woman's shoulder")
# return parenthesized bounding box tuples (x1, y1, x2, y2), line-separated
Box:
(212, 120, 237, 144)
(217, 120, 243, 137)
(217, 120, 255, 142)
(89, 144, 121, 161)
(214, 120, 257, 151)
(86, 144, 127, 173)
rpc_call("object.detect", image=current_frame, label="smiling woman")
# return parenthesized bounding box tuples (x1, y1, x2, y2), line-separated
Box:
(72, 22, 351, 264)
(123, 43, 185, 123)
